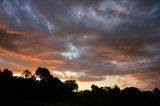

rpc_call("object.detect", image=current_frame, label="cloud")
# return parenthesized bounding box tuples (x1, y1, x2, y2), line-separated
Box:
(0, 24, 65, 72)
(118, 72, 160, 90)
(52, 70, 105, 82)
(61, 43, 79, 60)
(0, 0, 160, 89)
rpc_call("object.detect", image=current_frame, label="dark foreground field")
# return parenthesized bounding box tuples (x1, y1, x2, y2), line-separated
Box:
(0, 67, 159, 106)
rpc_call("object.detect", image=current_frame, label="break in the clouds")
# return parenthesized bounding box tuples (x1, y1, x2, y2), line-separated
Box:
(0, 0, 160, 90)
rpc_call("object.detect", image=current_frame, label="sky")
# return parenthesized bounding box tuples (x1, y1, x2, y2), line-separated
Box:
(0, 0, 160, 90)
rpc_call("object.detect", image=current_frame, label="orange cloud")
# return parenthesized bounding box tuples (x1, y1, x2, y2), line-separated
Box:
(0, 23, 25, 35)
(117, 72, 160, 90)
(0, 48, 64, 63)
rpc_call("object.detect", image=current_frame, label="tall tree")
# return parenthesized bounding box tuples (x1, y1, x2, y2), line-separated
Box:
(35, 67, 53, 81)
(22, 70, 32, 78)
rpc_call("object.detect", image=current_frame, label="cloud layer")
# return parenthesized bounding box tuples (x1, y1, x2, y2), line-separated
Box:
(0, 0, 160, 90)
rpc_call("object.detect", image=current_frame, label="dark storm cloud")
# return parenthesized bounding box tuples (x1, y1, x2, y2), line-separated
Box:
(0, 29, 17, 51)
(0, 0, 160, 89)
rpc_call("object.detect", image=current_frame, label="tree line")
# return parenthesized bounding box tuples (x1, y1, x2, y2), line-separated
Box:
(0, 67, 159, 106)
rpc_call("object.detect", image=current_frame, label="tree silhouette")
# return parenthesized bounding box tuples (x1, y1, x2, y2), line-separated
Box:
(91, 84, 99, 92)
(22, 70, 32, 78)
(111, 85, 120, 96)
(35, 67, 53, 81)
(0, 67, 159, 106)
(152, 88, 160, 94)
(64, 80, 78, 92)
(0, 68, 13, 79)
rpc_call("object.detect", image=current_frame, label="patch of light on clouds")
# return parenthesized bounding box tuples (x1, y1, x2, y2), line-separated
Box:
(46, 21, 54, 31)
(88, 7, 96, 18)
(111, 60, 118, 64)
(83, 35, 88, 39)
(65, 71, 85, 77)
(70, 5, 85, 21)
(70, 4, 127, 28)
(71, 6, 97, 22)
(116, 74, 137, 88)
(52, 70, 85, 79)
(38, 13, 55, 32)
(23, 3, 37, 19)
(52, 71, 65, 78)
(23, 3, 32, 14)
(61, 43, 79, 60)
(90, 0, 130, 29)
(97, 0, 129, 14)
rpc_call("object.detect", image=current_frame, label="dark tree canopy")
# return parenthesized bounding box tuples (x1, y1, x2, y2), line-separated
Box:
(64, 80, 79, 92)
(0, 67, 159, 106)
(35, 67, 53, 81)
(22, 70, 32, 78)
(0, 69, 13, 79)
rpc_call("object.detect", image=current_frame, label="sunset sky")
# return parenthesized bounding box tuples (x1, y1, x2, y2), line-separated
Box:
(0, 0, 160, 90)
